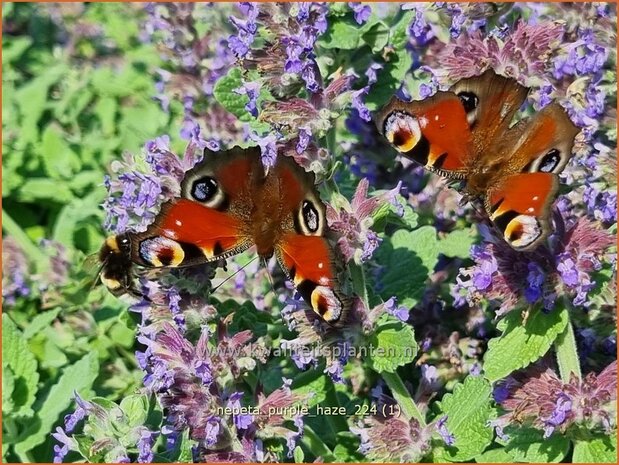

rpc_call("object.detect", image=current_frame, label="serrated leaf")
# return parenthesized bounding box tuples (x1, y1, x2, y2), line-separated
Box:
(319, 18, 362, 49)
(14, 352, 99, 461)
(119, 394, 149, 428)
(2, 364, 16, 414)
(499, 426, 569, 463)
(572, 433, 617, 463)
(484, 306, 569, 382)
(39, 125, 82, 179)
(22, 308, 61, 339)
(213, 67, 253, 122)
(17, 178, 74, 203)
(2, 314, 39, 418)
(376, 226, 439, 307)
(368, 318, 417, 373)
(52, 194, 105, 249)
(436, 376, 494, 462)
(440, 229, 477, 258)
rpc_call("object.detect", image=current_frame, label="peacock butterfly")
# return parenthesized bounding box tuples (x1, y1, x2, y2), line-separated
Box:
(98, 146, 349, 326)
(376, 70, 580, 251)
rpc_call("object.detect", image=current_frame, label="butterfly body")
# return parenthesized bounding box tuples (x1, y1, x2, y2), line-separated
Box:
(377, 70, 579, 251)
(99, 147, 349, 325)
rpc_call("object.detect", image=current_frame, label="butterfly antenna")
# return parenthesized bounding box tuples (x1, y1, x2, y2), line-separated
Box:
(211, 256, 259, 293)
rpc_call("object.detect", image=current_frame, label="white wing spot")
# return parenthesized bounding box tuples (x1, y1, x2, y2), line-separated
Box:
(175, 220, 183, 226)
(434, 115, 439, 121)
(532, 196, 539, 201)
(318, 262, 324, 269)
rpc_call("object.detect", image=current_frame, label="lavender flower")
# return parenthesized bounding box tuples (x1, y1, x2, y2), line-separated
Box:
(495, 361, 617, 436)
(384, 296, 410, 322)
(137, 428, 157, 463)
(452, 215, 614, 315)
(436, 416, 455, 446)
(435, 21, 565, 84)
(103, 136, 205, 233)
(228, 3, 259, 59)
(348, 3, 371, 25)
(352, 411, 433, 461)
(234, 81, 261, 117)
(227, 391, 254, 430)
(326, 178, 403, 264)
(2, 237, 30, 306)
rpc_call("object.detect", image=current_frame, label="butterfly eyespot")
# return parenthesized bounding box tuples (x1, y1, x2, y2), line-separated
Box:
(384, 111, 422, 153)
(538, 149, 561, 173)
(457, 91, 479, 126)
(303, 201, 319, 231)
(191, 176, 227, 209)
(192, 176, 218, 201)
(310, 286, 342, 324)
(457, 91, 479, 113)
(139, 237, 185, 267)
(295, 198, 324, 236)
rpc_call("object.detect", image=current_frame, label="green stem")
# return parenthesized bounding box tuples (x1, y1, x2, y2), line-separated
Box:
(348, 260, 426, 427)
(302, 425, 336, 462)
(554, 315, 581, 382)
(324, 379, 350, 432)
(2, 209, 48, 269)
(382, 371, 426, 426)
(349, 262, 369, 307)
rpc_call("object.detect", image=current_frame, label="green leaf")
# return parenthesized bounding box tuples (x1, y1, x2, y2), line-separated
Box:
(293, 446, 305, 463)
(14, 64, 67, 146)
(2, 364, 16, 415)
(390, 11, 415, 49)
(572, 433, 617, 463)
(319, 18, 362, 49)
(14, 352, 99, 461)
(17, 178, 74, 204)
(439, 229, 477, 258)
(94, 96, 118, 136)
(474, 447, 513, 463)
(119, 394, 149, 428)
(292, 371, 328, 408)
(368, 317, 417, 373)
(365, 48, 412, 111)
(499, 426, 570, 463)
(22, 309, 61, 340)
(376, 226, 440, 307)
(435, 375, 494, 462)
(361, 22, 390, 53)
(1, 314, 39, 418)
(484, 305, 569, 382)
(38, 125, 82, 179)
(364, 11, 414, 111)
(213, 67, 254, 122)
(52, 194, 105, 249)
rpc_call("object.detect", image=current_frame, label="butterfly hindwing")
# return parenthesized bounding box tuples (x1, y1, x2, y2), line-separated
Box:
(486, 172, 559, 251)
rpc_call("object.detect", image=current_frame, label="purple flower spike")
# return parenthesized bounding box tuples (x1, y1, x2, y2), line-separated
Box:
(348, 3, 371, 25)
(436, 416, 456, 446)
